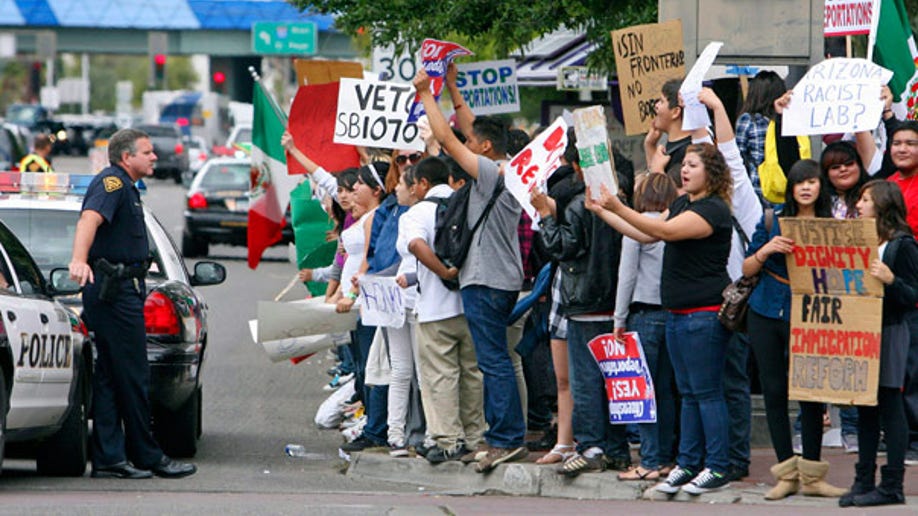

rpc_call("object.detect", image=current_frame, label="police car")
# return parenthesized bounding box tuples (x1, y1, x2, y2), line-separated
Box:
(0, 210, 89, 476)
(0, 173, 226, 459)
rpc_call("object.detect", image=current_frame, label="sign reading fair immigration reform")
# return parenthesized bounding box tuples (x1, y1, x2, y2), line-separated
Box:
(334, 78, 424, 151)
(455, 59, 519, 115)
(780, 218, 883, 406)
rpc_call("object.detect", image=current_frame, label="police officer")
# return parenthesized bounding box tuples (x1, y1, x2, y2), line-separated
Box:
(19, 134, 54, 172)
(69, 128, 196, 479)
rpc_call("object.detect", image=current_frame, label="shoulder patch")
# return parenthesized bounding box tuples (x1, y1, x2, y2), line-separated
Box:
(103, 176, 123, 193)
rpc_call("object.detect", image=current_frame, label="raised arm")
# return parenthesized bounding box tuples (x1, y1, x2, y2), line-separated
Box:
(445, 63, 475, 139)
(597, 184, 712, 241)
(413, 69, 480, 179)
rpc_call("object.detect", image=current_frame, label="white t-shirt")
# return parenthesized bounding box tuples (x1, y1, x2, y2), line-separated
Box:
(400, 184, 463, 323)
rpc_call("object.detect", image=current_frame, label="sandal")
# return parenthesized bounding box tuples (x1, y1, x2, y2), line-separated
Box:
(617, 465, 661, 481)
(556, 452, 606, 477)
(536, 443, 576, 465)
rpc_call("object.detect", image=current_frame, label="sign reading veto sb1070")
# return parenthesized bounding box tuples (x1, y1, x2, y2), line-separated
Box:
(455, 59, 519, 115)
(335, 78, 424, 151)
(780, 218, 883, 406)
(611, 19, 685, 136)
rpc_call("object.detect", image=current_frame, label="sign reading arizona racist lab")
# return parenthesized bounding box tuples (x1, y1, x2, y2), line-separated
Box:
(780, 218, 883, 406)
(455, 59, 519, 115)
(588, 332, 656, 424)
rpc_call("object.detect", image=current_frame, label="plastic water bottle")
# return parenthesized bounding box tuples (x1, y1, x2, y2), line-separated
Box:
(285, 444, 307, 457)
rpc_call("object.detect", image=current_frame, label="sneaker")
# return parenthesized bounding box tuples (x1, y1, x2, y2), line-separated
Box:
(792, 433, 803, 455)
(414, 442, 435, 459)
(460, 444, 489, 464)
(339, 435, 386, 454)
(389, 443, 410, 458)
(726, 464, 749, 481)
(655, 465, 695, 494)
(842, 433, 859, 454)
(426, 445, 469, 464)
(905, 449, 918, 466)
(475, 446, 529, 473)
(323, 372, 355, 391)
(681, 468, 730, 495)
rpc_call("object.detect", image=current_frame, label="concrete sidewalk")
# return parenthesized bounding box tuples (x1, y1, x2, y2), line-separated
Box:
(346, 447, 918, 508)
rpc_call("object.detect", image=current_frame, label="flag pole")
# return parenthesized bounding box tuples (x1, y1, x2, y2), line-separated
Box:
(248, 66, 289, 126)
(867, 0, 882, 61)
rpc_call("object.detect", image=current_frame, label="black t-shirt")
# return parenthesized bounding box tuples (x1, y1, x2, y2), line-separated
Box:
(83, 165, 149, 264)
(660, 194, 732, 309)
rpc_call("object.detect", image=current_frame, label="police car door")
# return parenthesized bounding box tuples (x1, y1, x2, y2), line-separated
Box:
(0, 231, 72, 426)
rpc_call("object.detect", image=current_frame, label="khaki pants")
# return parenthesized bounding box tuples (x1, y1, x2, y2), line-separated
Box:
(416, 314, 485, 451)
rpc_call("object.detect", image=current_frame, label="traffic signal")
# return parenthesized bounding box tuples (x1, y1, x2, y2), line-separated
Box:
(154, 53, 166, 87)
(212, 71, 226, 93)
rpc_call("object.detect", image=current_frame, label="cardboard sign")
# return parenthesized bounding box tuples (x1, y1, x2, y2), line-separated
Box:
(610, 19, 685, 135)
(780, 217, 882, 406)
(455, 59, 520, 115)
(680, 41, 724, 131)
(358, 274, 406, 328)
(782, 58, 892, 136)
(504, 117, 568, 220)
(294, 59, 363, 86)
(588, 332, 657, 424)
(825, 0, 874, 37)
(407, 38, 473, 123)
(334, 77, 424, 151)
(573, 105, 619, 199)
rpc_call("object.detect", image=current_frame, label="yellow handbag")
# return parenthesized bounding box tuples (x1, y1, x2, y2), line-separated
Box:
(759, 120, 811, 204)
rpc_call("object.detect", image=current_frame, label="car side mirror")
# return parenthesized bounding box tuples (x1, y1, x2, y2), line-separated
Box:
(190, 261, 226, 287)
(49, 268, 81, 295)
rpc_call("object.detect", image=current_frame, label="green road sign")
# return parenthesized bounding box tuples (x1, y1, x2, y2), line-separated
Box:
(252, 22, 317, 55)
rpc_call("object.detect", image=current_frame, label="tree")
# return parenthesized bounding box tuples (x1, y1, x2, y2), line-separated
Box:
(296, 0, 656, 72)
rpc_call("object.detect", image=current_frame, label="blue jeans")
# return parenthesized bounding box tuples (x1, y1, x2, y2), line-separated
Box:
(666, 311, 731, 475)
(629, 308, 675, 469)
(724, 331, 751, 470)
(567, 319, 629, 459)
(355, 321, 389, 444)
(460, 285, 525, 448)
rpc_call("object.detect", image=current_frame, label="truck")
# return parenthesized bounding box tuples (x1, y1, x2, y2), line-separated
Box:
(141, 91, 231, 149)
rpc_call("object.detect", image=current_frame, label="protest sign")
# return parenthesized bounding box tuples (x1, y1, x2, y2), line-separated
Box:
(455, 59, 519, 115)
(824, 0, 874, 37)
(257, 297, 358, 342)
(611, 19, 685, 135)
(782, 58, 892, 136)
(358, 274, 406, 328)
(588, 332, 657, 424)
(680, 41, 724, 131)
(289, 82, 361, 174)
(249, 319, 334, 363)
(334, 77, 424, 151)
(294, 59, 363, 86)
(573, 106, 619, 199)
(407, 38, 473, 123)
(780, 217, 882, 405)
(504, 117, 568, 220)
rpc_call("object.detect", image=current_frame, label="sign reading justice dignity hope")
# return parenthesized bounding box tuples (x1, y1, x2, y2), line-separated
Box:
(780, 218, 883, 406)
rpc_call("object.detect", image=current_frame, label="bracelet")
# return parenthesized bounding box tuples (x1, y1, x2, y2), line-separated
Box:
(344, 291, 357, 300)
(754, 251, 766, 264)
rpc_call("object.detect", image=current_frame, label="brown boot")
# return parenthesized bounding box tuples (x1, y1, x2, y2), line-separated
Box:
(797, 458, 847, 497)
(764, 456, 799, 500)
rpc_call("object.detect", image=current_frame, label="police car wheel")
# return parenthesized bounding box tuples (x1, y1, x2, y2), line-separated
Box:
(36, 365, 89, 477)
(153, 386, 200, 458)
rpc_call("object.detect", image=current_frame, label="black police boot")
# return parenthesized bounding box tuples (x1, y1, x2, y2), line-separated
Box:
(839, 461, 875, 507)
(853, 465, 905, 507)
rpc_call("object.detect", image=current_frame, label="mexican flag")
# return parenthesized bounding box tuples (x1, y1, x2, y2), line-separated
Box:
(871, 0, 918, 118)
(247, 81, 301, 269)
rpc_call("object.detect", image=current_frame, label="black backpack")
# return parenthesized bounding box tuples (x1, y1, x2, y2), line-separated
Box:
(424, 177, 504, 290)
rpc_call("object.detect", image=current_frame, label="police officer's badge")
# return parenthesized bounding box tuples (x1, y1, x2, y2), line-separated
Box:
(103, 176, 123, 192)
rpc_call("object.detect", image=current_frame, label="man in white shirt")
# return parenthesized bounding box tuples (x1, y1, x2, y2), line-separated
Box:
(401, 156, 485, 464)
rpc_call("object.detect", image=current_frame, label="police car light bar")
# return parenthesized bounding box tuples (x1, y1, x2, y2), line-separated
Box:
(0, 172, 95, 196)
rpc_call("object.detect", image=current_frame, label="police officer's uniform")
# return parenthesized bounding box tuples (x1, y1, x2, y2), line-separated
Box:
(80, 164, 163, 470)
(19, 153, 52, 172)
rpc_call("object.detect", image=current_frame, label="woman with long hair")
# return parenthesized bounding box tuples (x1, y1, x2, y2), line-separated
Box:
(736, 70, 786, 192)
(840, 180, 918, 507)
(742, 160, 846, 500)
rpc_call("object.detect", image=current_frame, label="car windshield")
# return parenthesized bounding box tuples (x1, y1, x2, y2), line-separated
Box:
(0, 208, 77, 276)
(136, 125, 177, 138)
(233, 128, 251, 143)
(200, 163, 250, 190)
(5, 105, 39, 125)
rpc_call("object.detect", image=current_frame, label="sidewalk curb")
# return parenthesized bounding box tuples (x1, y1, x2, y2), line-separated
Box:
(346, 453, 917, 507)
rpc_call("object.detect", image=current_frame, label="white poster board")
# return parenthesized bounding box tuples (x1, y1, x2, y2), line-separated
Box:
(334, 77, 425, 151)
(573, 105, 618, 199)
(257, 297, 358, 342)
(503, 117, 568, 220)
(455, 59, 520, 115)
(248, 320, 335, 363)
(358, 274, 406, 328)
(680, 41, 724, 131)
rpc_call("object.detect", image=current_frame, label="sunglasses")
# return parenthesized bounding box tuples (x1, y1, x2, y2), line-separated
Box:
(395, 153, 423, 166)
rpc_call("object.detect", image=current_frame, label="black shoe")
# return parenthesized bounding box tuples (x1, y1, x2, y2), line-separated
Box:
(426, 445, 469, 464)
(726, 464, 749, 481)
(525, 426, 557, 452)
(605, 456, 632, 472)
(414, 442, 434, 458)
(91, 461, 153, 479)
(149, 456, 197, 478)
(339, 435, 386, 453)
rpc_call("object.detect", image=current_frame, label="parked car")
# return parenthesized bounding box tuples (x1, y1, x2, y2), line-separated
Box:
(0, 172, 226, 457)
(0, 123, 29, 171)
(182, 157, 293, 258)
(134, 123, 189, 184)
(0, 216, 90, 476)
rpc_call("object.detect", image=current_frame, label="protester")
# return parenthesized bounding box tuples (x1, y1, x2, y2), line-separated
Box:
(838, 180, 918, 507)
(414, 68, 529, 473)
(645, 79, 693, 186)
(400, 156, 485, 464)
(613, 172, 679, 481)
(742, 159, 846, 500)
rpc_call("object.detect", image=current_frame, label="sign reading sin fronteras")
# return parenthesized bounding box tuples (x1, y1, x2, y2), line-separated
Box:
(780, 218, 883, 406)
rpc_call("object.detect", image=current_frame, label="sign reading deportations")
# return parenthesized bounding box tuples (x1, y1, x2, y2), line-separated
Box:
(780, 218, 883, 406)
